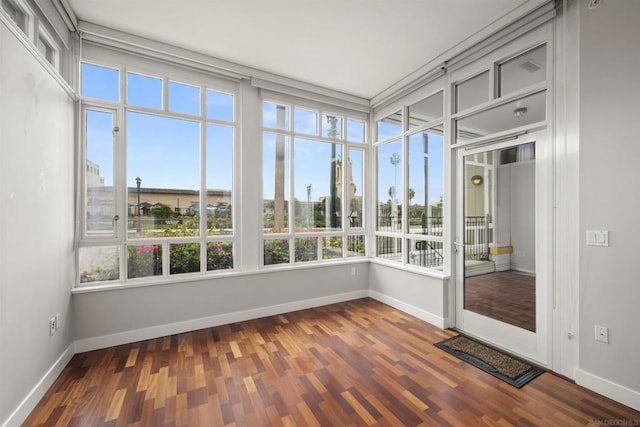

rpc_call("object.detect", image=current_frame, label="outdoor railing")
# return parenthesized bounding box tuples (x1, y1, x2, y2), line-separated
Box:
(376, 215, 493, 266)
(464, 216, 491, 261)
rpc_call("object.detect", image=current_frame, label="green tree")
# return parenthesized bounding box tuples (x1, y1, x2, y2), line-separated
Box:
(150, 204, 175, 219)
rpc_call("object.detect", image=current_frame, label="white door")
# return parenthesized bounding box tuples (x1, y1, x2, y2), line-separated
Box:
(454, 131, 552, 365)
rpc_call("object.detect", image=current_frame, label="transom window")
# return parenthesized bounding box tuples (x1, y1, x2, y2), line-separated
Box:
(78, 62, 236, 285)
(262, 100, 367, 266)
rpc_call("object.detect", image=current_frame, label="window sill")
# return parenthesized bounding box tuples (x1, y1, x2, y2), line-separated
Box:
(369, 258, 450, 280)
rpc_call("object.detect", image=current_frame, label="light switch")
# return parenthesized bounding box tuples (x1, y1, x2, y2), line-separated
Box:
(586, 230, 609, 247)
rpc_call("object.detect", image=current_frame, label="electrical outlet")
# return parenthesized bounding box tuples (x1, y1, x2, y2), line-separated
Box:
(55, 313, 60, 330)
(351, 267, 356, 276)
(49, 317, 56, 336)
(595, 325, 609, 343)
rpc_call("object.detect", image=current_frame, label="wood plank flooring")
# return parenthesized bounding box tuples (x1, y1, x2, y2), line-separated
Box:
(464, 271, 536, 332)
(24, 298, 639, 426)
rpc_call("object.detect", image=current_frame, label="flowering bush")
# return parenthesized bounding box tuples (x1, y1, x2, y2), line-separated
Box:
(207, 241, 233, 271)
(264, 239, 289, 265)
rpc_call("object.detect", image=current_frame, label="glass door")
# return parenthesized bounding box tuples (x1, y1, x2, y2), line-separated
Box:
(455, 132, 550, 365)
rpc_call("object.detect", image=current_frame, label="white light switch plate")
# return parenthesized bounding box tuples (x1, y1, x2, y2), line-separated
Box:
(586, 230, 609, 247)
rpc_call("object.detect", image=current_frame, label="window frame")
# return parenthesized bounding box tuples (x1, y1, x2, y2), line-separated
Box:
(260, 96, 368, 267)
(0, 0, 32, 38)
(372, 83, 446, 272)
(77, 59, 239, 287)
(36, 25, 59, 69)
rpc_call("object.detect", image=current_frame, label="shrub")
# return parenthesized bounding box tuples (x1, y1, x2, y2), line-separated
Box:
(128, 245, 162, 278)
(207, 241, 233, 271)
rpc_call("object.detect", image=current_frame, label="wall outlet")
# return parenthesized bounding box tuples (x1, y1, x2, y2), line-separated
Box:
(595, 325, 609, 343)
(351, 267, 356, 276)
(49, 317, 56, 336)
(55, 313, 60, 330)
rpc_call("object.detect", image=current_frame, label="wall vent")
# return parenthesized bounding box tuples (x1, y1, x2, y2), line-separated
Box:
(519, 60, 542, 73)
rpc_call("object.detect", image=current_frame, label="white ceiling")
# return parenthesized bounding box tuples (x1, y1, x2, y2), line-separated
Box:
(68, 0, 541, 99)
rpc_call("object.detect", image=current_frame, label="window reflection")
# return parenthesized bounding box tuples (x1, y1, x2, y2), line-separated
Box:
(376, 111, 402, 141)
(408, 91, 443, 130)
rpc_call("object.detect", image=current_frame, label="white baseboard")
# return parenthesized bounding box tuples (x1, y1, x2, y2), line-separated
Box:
(369, 290, 445, 328)
(75, 289, 369, 353)
(1, 344, 74, 427)
(576, 369, 640, 412)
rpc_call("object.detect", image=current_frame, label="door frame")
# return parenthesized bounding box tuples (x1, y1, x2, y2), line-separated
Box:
(453, 130, 553, 366)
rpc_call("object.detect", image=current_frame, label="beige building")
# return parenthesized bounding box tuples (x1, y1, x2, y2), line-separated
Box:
(127, 187, 230, 216)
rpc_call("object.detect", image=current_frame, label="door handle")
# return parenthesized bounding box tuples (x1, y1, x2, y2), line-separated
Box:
(453, 240, 465, 254)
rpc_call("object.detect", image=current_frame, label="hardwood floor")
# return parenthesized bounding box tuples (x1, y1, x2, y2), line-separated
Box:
(464, 271, 536, 332)
(24, 298, 639, 426)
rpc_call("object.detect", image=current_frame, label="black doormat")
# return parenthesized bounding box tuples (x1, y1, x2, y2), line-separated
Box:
(434, 335, 544, 388)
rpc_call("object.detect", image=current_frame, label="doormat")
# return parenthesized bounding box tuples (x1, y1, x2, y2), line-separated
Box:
(434, 335, 544, 388)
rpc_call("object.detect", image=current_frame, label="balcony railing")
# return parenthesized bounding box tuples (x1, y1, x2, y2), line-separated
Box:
(464, 215, 491, 261)
(376, 215, 493, 267)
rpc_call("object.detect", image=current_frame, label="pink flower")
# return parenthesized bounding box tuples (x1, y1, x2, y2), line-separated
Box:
(136, 245, 158, 254)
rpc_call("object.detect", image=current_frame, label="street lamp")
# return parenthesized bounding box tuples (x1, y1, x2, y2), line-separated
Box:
(390, 153, 400, 232)
(306, 184, 312, 229)
(136, 176, 141, 233)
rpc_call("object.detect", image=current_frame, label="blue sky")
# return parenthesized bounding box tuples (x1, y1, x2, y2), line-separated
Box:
(83, 63, 234, 192)
(83, 63, 442, 208)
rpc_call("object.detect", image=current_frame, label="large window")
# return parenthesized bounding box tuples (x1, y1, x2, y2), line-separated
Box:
(262, 100, 366, 266)
(78, 62, 236, 284)
(374, 90, 445, 271)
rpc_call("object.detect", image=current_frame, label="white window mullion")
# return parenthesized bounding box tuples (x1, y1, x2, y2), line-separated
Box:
(200, 117, 208, 273)
(117, 103, 128, 279)
(288, 123, 295, 263)
(402, 127, 409, 265)
(162, 77, 169, 112)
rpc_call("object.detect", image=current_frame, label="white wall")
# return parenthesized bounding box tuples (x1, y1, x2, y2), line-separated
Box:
(368, 263, 447, 328)
(72, 263, 370, 351)
(506, 162, 535, 273)
(0, 22, 75, 426)
(577, 0, 640, 410)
